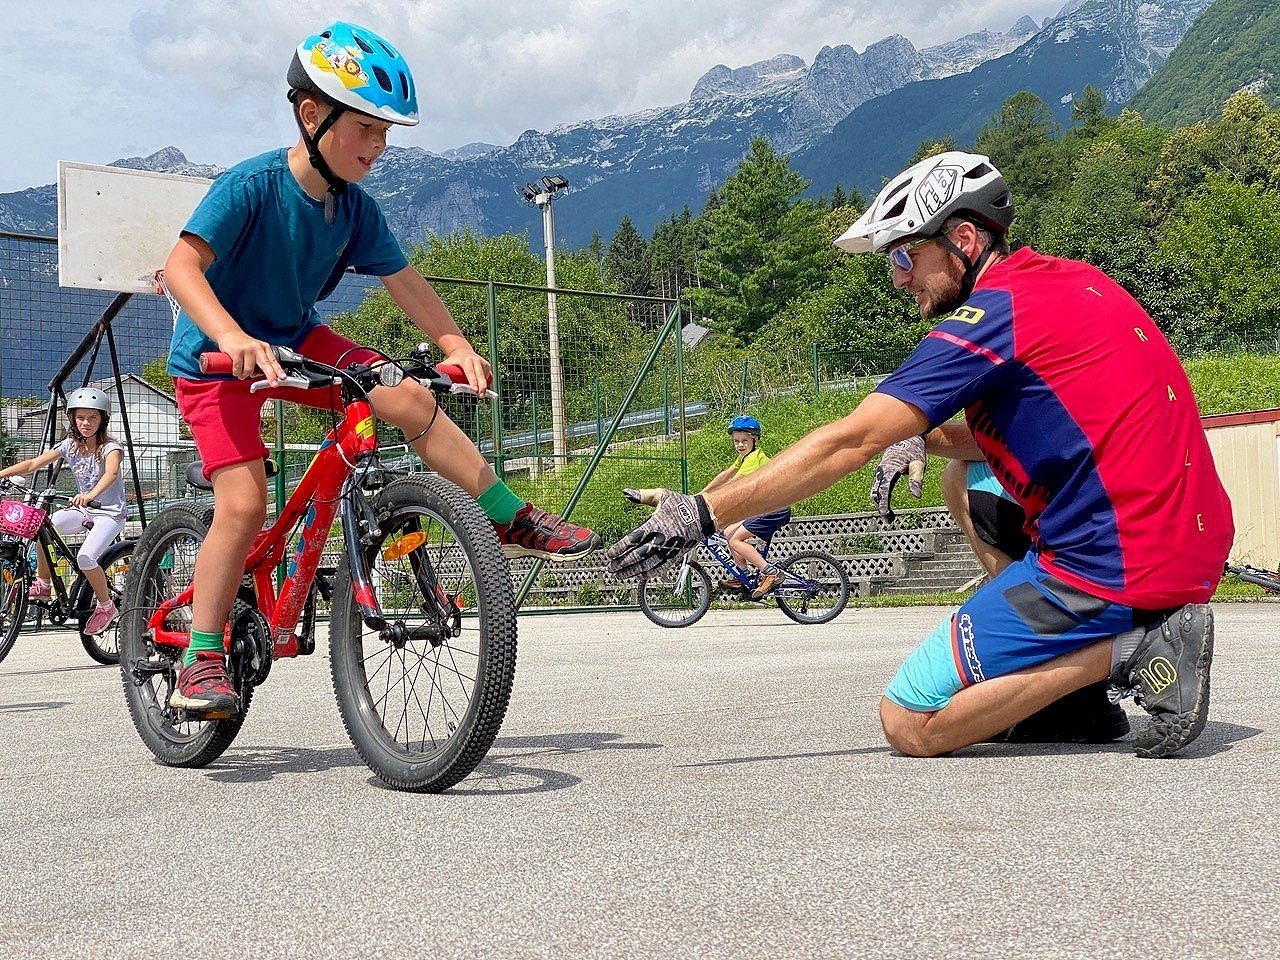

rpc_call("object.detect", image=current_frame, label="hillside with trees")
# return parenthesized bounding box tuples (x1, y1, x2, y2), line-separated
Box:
(1127, 0, 1280, 127)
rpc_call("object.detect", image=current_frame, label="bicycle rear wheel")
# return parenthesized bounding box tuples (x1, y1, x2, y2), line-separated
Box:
(775, 551, 850, 625)
(329, 475, 517, 792)
(638, 560, 713, 628)
(119, 504, 251, 767)
(0, 541, 29, 664)
(77, 540, 134, 665)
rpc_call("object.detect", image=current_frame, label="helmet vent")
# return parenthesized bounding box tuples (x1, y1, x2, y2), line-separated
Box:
(372, 65, 393, 93)
(354, 34, 375, 54)
(376, 39, 399, 59)
(965, 163, 993, 181)
(398, 72, 410, 100)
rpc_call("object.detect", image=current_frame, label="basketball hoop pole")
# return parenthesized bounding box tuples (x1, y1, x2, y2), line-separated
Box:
(44, 290, 150, 527)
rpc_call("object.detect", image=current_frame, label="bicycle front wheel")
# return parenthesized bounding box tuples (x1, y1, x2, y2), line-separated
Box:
(0, 543, 29, 664)
(119, 504, 251, 767)
(329, 475, 517, 793)
(638, 560, 713, 628)
(77, 540, 134, 665)
(775, 551, 850, 625)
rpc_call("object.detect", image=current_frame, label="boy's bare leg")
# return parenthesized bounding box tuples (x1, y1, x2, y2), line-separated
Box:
(879, 639, 1112, 756)
(726, 523, 768, 571)
(370, 382, 497, 497)
(191, 461, 267, 635)
(942, 458, 1012, 577)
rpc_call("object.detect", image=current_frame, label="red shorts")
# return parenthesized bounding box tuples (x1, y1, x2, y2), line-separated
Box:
(175, 326, 384, 479)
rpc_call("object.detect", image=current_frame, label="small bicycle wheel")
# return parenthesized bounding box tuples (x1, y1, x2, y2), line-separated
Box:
(638, 560, 713, 628)
(77, 540, 134, 665)
(0, 543, 29, 665)
(119, 504, 251, 768)
(775, 551, 850, 625)
(329, 475, 517, 793)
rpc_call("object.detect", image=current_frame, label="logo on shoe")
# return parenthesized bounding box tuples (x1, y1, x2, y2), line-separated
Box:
(1138, 656, 1177, 694)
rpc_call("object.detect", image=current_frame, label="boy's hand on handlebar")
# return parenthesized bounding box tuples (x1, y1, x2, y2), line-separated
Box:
(216, 331, 285, 385)
(606, 491, 717, 580)
(438, 345, 492, 394)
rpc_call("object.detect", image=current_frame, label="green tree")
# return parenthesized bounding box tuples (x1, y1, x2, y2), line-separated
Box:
(606, 216, 652, 296)
(685, 137, 828, 343)
(975, 92, 1065, 243)
(909, 136, 958, 164)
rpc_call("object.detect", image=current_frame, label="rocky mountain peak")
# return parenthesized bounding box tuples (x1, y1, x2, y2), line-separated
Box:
(690, 54, 808, 101)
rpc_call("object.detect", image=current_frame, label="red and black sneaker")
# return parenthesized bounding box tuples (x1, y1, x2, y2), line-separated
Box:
(493, 503, 601, 562)
(170, 652, 239, 719)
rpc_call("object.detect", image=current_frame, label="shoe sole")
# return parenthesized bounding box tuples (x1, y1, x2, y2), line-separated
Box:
(169, 692, 240, 719)
(1134, 606, 1213, 759)
(500, 537, 603, 563)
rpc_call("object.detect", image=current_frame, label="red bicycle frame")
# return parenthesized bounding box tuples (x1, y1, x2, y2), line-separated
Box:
(148, 395, 380, 658)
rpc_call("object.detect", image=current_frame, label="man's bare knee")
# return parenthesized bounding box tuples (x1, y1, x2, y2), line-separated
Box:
(879, 698, 945, 757)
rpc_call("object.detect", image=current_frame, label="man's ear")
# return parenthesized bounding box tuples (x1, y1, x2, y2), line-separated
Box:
(954, 221, 984, 257)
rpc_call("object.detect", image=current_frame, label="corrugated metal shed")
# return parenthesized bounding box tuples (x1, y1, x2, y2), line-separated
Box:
(1203, 409, 1280, 567)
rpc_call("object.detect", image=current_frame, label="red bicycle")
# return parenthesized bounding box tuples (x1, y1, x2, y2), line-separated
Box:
(119, 345, 516, 792)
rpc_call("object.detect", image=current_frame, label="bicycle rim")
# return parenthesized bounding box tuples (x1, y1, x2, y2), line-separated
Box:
(330, 475, 517, 792)
(638, 561, 712, 628)
(775, 551, 850, 625)
(0, 554, 28, 663)
(119, 505, 248, 767)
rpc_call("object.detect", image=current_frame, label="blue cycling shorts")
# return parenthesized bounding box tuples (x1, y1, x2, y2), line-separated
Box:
(743, 507, 792, 542)
(883, 552, 1140, 712)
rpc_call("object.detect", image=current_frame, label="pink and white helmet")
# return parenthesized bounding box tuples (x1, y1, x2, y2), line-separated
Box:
(835, 151, 1014, 255)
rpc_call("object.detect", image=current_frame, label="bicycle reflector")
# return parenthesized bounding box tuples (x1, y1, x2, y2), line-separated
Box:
(381, 530, 427, 561)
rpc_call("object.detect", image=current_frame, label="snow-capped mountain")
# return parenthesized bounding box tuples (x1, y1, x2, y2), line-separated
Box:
(0, 2, 1209, 247)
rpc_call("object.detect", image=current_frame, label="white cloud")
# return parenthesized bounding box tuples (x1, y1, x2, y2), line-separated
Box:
(3, 0, 1066, 192)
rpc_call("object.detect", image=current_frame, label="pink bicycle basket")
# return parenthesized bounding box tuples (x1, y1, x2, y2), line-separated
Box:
(0, 500, 46, 541)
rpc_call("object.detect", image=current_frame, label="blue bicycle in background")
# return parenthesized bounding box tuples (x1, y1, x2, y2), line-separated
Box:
(623, 490, 850, 628)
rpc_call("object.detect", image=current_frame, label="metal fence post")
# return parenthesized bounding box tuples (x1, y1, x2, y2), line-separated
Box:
(486, 281, 504, 481)
(530, 392, 540, 479)
(812, 343, 820, 395)
(594, 381, 603, 446)
(663, 366, 671, 437)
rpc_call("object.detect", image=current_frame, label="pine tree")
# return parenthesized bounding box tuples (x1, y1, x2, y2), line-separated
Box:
(685, 137, 828, 343)
(606, 216, 652, 297)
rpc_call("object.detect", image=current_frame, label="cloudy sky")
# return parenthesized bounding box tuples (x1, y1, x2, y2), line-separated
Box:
(10, 0, 1065, 192)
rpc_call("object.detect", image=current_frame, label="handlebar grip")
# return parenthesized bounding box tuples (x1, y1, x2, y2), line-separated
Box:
(199, 352, 234, 375)
(435, 363, 493, 390)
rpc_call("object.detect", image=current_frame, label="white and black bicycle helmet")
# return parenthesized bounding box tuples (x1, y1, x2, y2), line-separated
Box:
(66, 387, 111, 416)
(834, 151, 1013, 255)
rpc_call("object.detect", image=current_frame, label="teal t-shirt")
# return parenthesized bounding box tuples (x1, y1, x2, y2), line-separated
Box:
(167, 149, 408, 380)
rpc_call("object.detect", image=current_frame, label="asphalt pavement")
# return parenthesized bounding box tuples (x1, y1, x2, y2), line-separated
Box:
(1, 603, 1277, 959)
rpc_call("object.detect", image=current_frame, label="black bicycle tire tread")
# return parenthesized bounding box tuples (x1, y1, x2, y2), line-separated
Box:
(329, 474, 517, 792)
(77, 539, 134, 665)
(775, 551, 850, 625)
(0, 566, 29, 664)
(119, 503, 250, 768)
(637, 561, 713, 628)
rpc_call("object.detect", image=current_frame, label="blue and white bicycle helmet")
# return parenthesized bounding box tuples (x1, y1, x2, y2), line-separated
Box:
(286, 22, 418, 210)
(728, 416, 761, 436)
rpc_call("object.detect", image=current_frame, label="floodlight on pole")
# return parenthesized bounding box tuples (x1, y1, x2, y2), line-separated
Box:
(518, 173, 571, 467)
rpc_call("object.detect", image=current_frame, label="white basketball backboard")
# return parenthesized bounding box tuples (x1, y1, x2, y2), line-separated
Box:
(57, 160, 213, 294)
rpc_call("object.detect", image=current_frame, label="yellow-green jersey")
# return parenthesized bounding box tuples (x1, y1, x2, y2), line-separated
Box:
(732, 449, 770, 477)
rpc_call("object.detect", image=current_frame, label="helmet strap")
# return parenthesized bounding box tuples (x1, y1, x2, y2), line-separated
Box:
(290, 91, 348, 224)
(934, 234, 997, 316)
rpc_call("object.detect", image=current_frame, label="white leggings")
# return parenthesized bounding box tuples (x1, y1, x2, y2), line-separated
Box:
(48, 508, 125, 571)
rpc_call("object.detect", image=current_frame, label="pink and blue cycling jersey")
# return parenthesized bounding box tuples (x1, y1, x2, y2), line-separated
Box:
(875, 247, 1232, 612)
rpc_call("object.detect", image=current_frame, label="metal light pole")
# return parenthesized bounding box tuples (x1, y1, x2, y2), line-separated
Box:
(521, 175, 571, 466)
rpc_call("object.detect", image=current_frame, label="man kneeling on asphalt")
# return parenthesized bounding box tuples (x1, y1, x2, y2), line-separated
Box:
(873, 438, 1130, 744)
(606, 151, 1232, 759)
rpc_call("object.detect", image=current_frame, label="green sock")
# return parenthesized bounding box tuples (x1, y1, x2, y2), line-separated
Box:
(185, 629, 225, 666)
(476, 480, 525, 525)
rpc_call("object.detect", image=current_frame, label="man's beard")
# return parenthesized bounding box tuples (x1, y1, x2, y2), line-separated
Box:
(919, 273, 965, 320)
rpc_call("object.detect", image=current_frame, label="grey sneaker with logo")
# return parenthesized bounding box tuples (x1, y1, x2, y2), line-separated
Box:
(1109, 604, 1213, 759)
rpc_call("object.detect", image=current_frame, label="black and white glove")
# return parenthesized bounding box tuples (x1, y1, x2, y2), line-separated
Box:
(606, 491, 716, 579)
(871, 436, 927, 522)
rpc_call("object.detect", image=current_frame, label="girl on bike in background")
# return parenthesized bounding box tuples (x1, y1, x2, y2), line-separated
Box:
(0, 387, 127, 634)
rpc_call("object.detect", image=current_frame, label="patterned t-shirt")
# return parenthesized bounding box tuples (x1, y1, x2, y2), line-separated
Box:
(874, 247, 1233, 610)
(56, 438, 126, 517)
